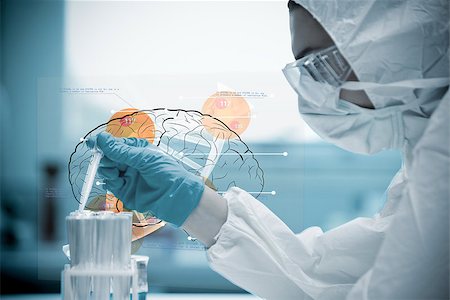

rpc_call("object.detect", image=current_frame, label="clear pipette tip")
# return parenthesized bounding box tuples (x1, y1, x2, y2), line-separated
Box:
(78, 141, 104, 212)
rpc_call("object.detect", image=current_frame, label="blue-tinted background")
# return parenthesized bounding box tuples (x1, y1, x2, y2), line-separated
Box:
(0, 0, 401, 295)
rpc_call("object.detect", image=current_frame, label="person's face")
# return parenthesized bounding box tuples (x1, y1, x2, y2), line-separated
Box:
(288, 0, 334, 59)
(288, 1, 374, 109)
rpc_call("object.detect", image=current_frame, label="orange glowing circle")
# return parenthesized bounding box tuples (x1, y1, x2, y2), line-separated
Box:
(106, 108, 155, 143)
(201, 91, 251, 138)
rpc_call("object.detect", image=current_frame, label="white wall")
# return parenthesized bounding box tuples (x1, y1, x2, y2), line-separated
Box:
(63, 0, 320, 143)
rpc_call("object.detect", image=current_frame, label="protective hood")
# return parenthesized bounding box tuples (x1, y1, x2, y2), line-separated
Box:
(293, 0, 448, 87)
(288, 0, 449, 156)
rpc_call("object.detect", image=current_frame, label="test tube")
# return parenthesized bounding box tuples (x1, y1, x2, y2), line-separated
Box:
(66, 211, 96, 299)
(92, 211, 114, 300)
(112, 212, 132, 300)
(79, 147, 103, 212)
(132, 255, 150, 300)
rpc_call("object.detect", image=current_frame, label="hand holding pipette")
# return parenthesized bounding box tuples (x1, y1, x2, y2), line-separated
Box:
(87, 132, 204, 227)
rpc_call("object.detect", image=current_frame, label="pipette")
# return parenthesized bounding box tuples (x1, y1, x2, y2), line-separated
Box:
(78, 144, 104, 211)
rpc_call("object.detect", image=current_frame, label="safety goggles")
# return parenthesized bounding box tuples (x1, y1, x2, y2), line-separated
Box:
(286, 45, 352, 87)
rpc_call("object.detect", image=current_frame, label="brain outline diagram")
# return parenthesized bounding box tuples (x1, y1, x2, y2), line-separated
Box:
(68, 108, 265, 228)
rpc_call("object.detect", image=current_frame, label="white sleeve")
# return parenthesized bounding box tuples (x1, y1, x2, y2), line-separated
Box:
(207, 188, 393, 300)
(347, 92, 450, 299)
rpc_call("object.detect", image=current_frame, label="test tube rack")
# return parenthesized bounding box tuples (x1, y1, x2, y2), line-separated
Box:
(62, 211, 137, 300)
(62, 264, 138, 300)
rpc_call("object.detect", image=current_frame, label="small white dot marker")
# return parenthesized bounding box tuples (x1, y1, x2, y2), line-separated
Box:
(283, 152, 288, 157)
(110, 109, 116, 114)
(80, 137, 85, 142)
(271, 191, 276, 195)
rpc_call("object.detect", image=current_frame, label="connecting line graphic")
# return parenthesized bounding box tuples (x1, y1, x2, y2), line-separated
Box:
(110, 93, 136, 108)
(186, 152, 288, 157)
(178, 95, 275, 100)
(218, 191, 276, 195)
(190, 116, 254, 119)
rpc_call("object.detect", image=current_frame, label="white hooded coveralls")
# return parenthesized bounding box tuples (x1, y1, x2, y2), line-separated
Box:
(206, 1, 450, 299)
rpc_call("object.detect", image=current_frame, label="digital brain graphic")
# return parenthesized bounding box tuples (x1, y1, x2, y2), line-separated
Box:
(68, 108, 264, 247)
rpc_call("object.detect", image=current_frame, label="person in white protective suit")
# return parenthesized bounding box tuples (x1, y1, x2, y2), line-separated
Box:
(92, 0, 449, 299)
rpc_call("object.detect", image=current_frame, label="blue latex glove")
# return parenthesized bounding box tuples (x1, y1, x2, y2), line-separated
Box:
(87, 132, 204, 227)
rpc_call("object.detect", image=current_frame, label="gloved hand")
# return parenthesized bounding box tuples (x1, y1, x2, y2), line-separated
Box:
(87, 132, 205, 227)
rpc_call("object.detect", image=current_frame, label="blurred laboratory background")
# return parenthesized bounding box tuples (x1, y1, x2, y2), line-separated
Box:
(0, 0, 401, 296)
